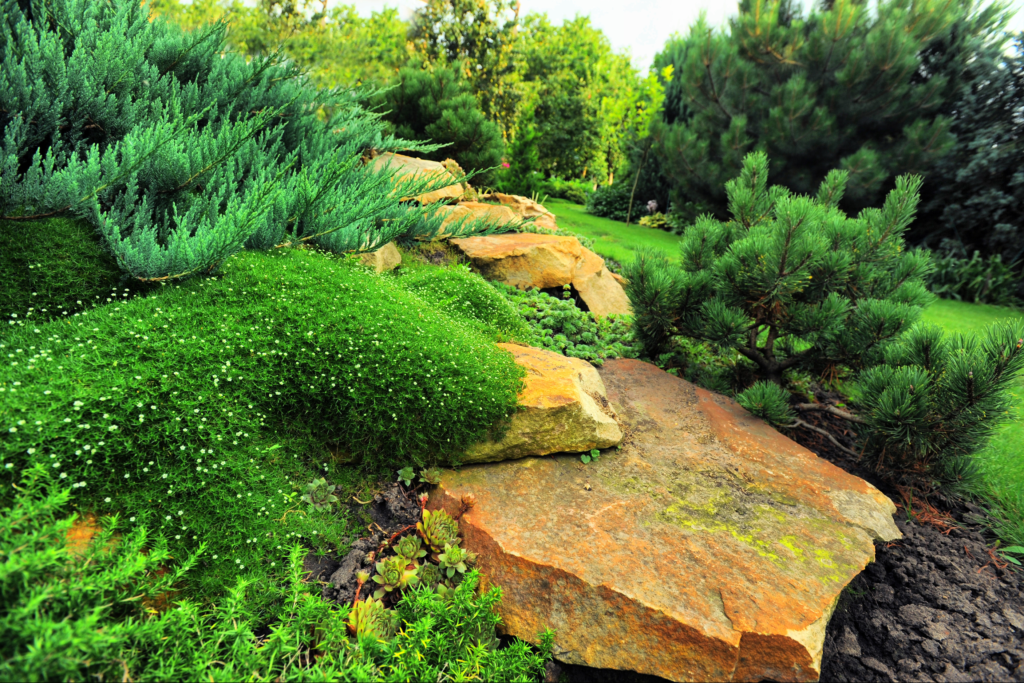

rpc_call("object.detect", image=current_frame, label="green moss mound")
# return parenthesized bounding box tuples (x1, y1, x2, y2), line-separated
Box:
(395, 264, 536, 343)
(0, 218, 132, 323)
(0, 246, 523, 596)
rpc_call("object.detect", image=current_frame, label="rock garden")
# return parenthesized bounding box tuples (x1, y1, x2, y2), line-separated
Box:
(3, 1, 1024, 682)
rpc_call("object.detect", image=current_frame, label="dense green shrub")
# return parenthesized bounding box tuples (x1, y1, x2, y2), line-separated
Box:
(929, 251, 1023, 307)
(0, 246, 523, 596)
(543, 176, 590, 205)
(0, 217, 132, 322)
(394, 264, 537, 343)
(1, 0, 485, 283)
(373, 61, 505, 181)
(914, 34, 1024, 277)
(493, 283, 639, 364)
(652, 0, 1006, 218)
(626, 152, 1024, 488)
(0, 465, 552, 682)
(585, 182, 633, 222)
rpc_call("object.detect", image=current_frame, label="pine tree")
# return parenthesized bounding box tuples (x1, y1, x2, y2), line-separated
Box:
(373, 61, 505, 182)
(0, 0, 502, 283)
(913, 33, 1024, 272)
(626, 152, 1024, 488)
(651, 0, 1009, 218)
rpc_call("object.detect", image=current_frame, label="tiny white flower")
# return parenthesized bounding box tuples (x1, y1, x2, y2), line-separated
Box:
(104, 497, 111, 503)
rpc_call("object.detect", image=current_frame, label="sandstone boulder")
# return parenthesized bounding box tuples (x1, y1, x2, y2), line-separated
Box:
(481, 192, 558, 231)
(436, 202, 519, 235)
(449, 233, 631, 316)
(463, 343, 621, 463)
(369, 153, 464, 204)
(449, 233, 582, 290)
(358, 242, 401, 273)
(431, 358, 900, 682)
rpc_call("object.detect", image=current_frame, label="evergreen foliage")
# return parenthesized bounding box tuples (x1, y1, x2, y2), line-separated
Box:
(651, 0, 1010, 217)
(494, 283, 639, 364)
(626, 152, 1024, 486)
(0, 465, 552, 682)
(0, 0, 488, 283)
(373, 61, 505, 180)
(929, 251, 1023, 307)
(915, 34, 1024, 278)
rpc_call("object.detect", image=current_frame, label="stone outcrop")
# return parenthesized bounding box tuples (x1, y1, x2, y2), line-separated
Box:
(357, 242, 402, 273)
(431, 358, 900, 682)
(436, 202, 519, 236)
(369, 153, 464, 204)
(449, 233, 631, 317)
(480, 192, 558, 231)
(463, 343, 621, 463)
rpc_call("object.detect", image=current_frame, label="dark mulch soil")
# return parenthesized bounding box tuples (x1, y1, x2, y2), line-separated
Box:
(795, 391, 1024, 683)
(302, 483, 422, 607)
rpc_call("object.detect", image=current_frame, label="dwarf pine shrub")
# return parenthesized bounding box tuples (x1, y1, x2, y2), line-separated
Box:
(0, 465, 552, 682)
(0, 246, 523, 596)
(627, 152, 1024, 488)
(0, 0, 513, 283)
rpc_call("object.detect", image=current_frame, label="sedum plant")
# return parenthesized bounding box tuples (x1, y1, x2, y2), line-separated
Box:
(301, 478, 338, 511)
(395, 535, 427, 565)
(372, 556, 420, 600)
(437, 543, 475, 579)
(417, 508, 460, 556)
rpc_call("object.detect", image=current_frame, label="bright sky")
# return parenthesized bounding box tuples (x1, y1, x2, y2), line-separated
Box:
(343, 0, 1024, 71)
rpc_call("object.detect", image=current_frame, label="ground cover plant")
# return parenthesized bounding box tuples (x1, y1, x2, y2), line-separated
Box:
(493, 283, 639, 364)
(1, 244, 523, 600)
(626, 152, 1024, 495)
(1, 464, 552, 682)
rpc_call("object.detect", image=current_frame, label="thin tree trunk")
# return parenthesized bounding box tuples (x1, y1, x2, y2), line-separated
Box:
(626, 143, 650, 226)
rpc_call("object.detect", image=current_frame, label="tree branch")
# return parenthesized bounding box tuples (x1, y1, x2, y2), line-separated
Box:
(787, 418, 861, 458)
(795, 402, 867, 424)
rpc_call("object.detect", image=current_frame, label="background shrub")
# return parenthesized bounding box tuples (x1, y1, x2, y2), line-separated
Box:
(585, 182, 633, 222)
(542, 176, 590, 205)
(929, 251, 1023, 307)
(0, 246, 523, 596)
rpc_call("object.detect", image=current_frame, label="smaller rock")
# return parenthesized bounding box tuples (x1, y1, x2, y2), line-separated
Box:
(358, 242, 402, 273)
(572, 249, 631, 318)
(369, 153, 464, 204)
(1003, 608, 1024, 631)
(463, 343, 621, 463)
(481, 192, 558, 231)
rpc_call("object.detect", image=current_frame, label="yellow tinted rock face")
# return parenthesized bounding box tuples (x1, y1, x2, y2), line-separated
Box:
(431, 359, 900, 682)
(462, 343, 622, 463)
(357, 242, 401, 273)
(482, 192, 559, 231)
(450, 233, 583, 290)
(369, 153, 464, 204)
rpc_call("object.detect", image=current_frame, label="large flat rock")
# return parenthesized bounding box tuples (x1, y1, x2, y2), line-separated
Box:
(369, 153, 464, 204)
(430, 359, 900, 682)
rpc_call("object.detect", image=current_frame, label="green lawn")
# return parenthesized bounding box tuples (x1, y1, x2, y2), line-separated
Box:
(546, 199, 681, 265)
(921, 299, 1024, 547)
(545, 202, 1024, 548)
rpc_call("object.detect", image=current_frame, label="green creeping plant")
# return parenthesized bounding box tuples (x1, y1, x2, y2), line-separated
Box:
(581, 448, 600, 464)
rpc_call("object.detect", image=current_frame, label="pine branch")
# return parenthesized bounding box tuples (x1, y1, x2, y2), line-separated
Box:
(795, 402, 868, 424)
(787, 418, 861, 458)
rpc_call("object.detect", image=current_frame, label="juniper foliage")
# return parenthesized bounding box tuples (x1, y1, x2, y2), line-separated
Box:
(0, 0, 496, 282)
